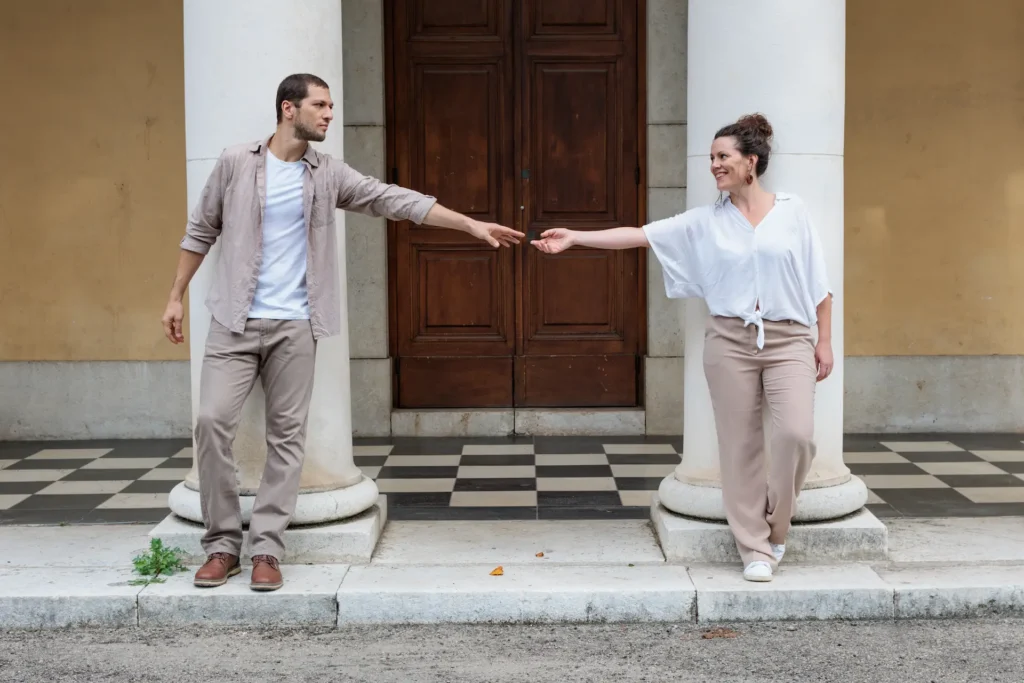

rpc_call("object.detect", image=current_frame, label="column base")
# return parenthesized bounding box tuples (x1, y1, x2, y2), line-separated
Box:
(657, 473, 869, 522)
(651, 496, 888, 563)
(167, 476, 380, 526)
(151, 493, 387, 564)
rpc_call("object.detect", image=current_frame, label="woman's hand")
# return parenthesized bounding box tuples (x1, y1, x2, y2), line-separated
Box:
(531, 228, 577, 254)
(815, 340, 834, 382)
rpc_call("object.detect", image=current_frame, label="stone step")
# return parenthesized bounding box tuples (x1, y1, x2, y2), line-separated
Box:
(149, 497, 387, 565)
(652, 498, 889, 563)
(335, 564, 695, 625)
(4, 562, 1024, 629)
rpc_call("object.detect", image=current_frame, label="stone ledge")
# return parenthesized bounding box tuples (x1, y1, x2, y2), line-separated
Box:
(149, 495, 387, 565)
(6, 561, 1024, 629)
(651, 498, 889, 563)
(391, 410, 514, 437)
(690, 564, 894, 623)
(138, 565, 348, 628)
(513, 409, 646, 436)
(336, 564, 696, 625)
(0, 567, 142, 629)
(879, 565, 1024, 619)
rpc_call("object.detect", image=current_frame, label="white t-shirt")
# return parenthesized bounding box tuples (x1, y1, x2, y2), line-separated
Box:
(248, 151, 310, 320)
(642, 192, 831, 348)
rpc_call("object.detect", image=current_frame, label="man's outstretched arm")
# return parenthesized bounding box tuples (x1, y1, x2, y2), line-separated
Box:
(420, 203, 522, 247)
(334, 162, 523, 246)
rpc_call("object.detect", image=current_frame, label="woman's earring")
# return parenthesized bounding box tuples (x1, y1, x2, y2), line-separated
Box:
(746, 172, 754, 185)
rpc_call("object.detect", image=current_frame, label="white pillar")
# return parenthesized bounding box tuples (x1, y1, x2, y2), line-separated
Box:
(168, 0, 378, 524)
(658, 0, 867, 520)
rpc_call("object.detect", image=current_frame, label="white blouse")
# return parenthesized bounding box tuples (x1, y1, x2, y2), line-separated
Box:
(642, 192, 831, 349)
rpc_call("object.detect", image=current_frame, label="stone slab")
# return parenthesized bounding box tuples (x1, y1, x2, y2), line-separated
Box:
(149, 496, 387, 564)
(0, 567, 142, 629)
(652, 498, 888, 563)
(351, 357, 390, 436)
(138, 565, 348, 628)
(644, 357, 684, 435)
(886, 517, 1024, 564)
(0, 525, 153, 568)
(373, 520, 665, 566)
(514, 409, 645, 436)
(690, 564, 894, 623)
(0, 361, 190, 440)
(845, 355, 1024, 433)
(880, 565, 1024, 619)
(336, 564, 695, 625)
(391, 410, 514, 437)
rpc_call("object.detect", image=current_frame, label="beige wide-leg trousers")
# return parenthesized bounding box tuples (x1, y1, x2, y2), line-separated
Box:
(194, 319, 316, 560)
(702, 315, 817, 567)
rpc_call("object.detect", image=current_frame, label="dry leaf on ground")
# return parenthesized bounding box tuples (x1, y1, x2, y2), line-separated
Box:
(536, 552, 544, 558)
(490, 566, 504, 576)
(701, 627, 739, 640)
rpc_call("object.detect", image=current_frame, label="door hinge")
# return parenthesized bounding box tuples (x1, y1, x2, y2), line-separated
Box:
(635, 166, 641, 185)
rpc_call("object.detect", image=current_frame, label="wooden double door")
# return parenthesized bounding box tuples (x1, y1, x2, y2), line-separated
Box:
(387, 0, 643, 408)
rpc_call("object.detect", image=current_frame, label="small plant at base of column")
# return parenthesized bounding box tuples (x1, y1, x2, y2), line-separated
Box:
(130, 538, 187, 586)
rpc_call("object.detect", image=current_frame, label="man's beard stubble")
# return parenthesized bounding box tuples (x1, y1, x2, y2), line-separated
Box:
(295, 120, 326, 143)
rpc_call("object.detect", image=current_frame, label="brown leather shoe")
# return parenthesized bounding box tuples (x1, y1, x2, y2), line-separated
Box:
(250, 555, 283, 592)
(193, 552, 240, 588)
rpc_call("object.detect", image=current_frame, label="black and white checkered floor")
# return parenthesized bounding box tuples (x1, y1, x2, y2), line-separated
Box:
(2, 435, 1024, 524)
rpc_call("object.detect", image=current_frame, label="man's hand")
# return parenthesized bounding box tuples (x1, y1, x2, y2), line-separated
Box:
(162, 300, 185, 344)
(420, 204, 522, 246)
(815, 340, 834, 382)
(531, 228, 577, 254)
(466, 220, 523, 248)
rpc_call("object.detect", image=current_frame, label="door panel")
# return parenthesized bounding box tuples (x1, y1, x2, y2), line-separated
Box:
(517, 0, 640, 407)
(390, 0, 516, 408)
(530, 0, 617, 35)
(515, 355, 637, 407)
(388, 0, 641, 409)
(398, 357, 513, 407)
(411, 0, 499, 37)
(533, 65, 614, 222)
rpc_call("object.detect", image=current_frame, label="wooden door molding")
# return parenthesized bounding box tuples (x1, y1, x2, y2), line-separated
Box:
(515, 0, 641, 407)
(387, 0, 517, 408)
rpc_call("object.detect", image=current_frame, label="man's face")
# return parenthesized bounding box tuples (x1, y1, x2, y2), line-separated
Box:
(289, 85, 334, 142)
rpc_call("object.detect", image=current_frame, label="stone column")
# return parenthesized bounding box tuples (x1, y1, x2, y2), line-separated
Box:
(168, 0, 379, 525)
(658, 0, 867, 521)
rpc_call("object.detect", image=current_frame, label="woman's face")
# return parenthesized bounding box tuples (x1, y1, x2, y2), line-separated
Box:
(710, 136, 754, 192)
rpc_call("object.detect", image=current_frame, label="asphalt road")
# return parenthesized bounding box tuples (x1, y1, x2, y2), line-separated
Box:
(3, 619, 1023, 682)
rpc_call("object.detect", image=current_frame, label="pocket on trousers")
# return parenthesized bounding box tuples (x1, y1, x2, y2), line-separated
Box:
(703, 329, 725, 368)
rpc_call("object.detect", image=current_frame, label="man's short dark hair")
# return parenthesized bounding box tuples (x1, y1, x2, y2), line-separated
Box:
(276, 73, 330, 123)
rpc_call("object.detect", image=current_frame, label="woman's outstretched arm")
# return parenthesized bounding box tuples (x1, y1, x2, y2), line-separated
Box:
(531, 227, 649, 254)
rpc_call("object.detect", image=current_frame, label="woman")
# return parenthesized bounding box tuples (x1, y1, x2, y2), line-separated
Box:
(532, 114, 833, 582)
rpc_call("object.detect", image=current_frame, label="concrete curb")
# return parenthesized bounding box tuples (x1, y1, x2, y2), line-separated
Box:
(3, 562, 1024, 629)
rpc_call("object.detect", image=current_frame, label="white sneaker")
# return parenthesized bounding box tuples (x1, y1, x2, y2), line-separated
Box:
(771, 543, 786, 563)
(743, 561, 773, 582)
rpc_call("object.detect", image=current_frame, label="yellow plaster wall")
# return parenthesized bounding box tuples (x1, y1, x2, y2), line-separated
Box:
(846, 0, 1024, 356)
(0, 0, 187, 361)
(2, 0, 1021, 361)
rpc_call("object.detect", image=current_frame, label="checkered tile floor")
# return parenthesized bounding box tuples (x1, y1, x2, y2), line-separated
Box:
(2, 435, 1024, 524)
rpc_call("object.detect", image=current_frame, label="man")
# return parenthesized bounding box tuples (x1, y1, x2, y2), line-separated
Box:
(161, 73, 522, 591)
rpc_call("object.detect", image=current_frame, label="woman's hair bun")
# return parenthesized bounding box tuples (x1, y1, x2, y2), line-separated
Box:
(736, 113, 773, 143)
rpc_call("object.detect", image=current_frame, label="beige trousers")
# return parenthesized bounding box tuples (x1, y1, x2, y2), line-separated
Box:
(703, 316, 817, 567)
(195, 319, 316, 560)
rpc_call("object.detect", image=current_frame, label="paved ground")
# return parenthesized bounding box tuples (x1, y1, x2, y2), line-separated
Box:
(4, 434, 1024, 524)
(3, 620, 1023, 682)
